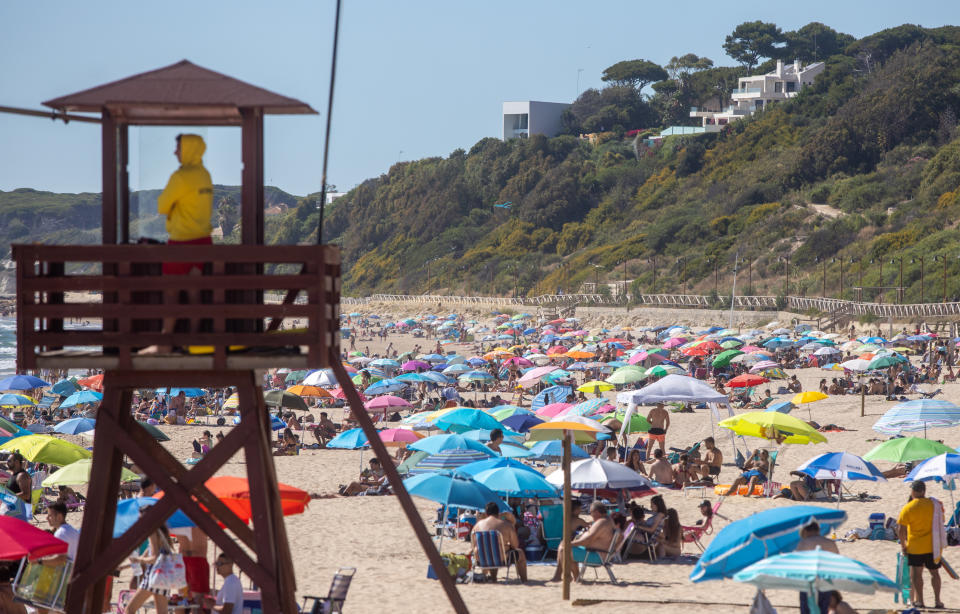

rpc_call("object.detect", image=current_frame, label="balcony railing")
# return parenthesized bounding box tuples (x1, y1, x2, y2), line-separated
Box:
(732, 87, 763, 95)
(14, 244, 341, 371)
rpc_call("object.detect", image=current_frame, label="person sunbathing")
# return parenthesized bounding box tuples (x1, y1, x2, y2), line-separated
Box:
(472, 501, 527, 582)
(340, 458, 385, 496)
(657, 509, 683, 558)
(550, 502, 614, 582)
(724, 449, 770, 496)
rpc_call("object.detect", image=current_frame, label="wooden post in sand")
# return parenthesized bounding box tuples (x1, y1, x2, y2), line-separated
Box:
(562, 429, 573, 600)
(860, 375, 867, 418)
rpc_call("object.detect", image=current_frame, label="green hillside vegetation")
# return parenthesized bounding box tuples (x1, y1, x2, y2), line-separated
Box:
(288, 22, 960, 303)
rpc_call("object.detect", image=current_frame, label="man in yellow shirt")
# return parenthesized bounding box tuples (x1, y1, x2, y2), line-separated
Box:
(898, 481, 943, 609)
(142, 134, 213, 354)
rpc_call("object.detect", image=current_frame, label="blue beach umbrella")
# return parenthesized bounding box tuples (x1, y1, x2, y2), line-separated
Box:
(434, 408, 503, 433)
(403, 471, 506, 511)
(734, 549, 896, 614)
(53, 417, 97, 435)
(370, 358, 401, 368)
(690, 506, 847, 582)
(472, 467, 558, 498)
(50, 380, 78, 396)
(232, 414, 285, 431)
(528, 439, 589, 462)
(0, 375, 49, 390)
(442, 364, 472, 375)
(0, 394, 36, 407)
(531, 385, 573, 411)
(905, 452, 960, 483)
(458, 428, 521, 442)
(500, 413, 544, 433)
(409, 433, 495, 456)
(455, 457, 542, 477)
(458, 370, 495, 383)
(326, 428, 370, 449)
(796, 452, 886, 482)
(364, 378, 408, 395)
(395, 373, 432, 383)
(60, 390, 103, 408)
(154, 388, 205, 398)
(114, 497, 196, 538)
(765, 401, 795, 414)
(497, 442, 536, 458)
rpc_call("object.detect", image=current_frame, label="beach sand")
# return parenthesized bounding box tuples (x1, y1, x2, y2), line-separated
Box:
(60, 308, 960, 613)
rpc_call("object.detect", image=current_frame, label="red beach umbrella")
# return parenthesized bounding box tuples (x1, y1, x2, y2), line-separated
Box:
(0, 516, 68, 560)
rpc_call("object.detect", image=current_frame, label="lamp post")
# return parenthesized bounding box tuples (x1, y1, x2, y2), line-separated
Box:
(621, 260, 628, 306)
(912, 256, 925, 304)
(707, 257, 719, 295)
(890, 257, 903, 303)
(514, 261, 521, 298)
(935, 255, 947, 303)
(780, 255, 790, 296)
(648, 257, 657, 294)
(870, 258, 883, 303)
(851, 257, 862, 302)
(676, 257, 687, 294)
(815, 257, 826, 298)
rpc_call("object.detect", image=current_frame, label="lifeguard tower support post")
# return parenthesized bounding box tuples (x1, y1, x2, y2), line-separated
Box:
(14, 61, 468, 614)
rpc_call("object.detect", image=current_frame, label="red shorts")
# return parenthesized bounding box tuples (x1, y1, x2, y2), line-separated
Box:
(163, 236, 212, 275)
(182, 555, 210, 593)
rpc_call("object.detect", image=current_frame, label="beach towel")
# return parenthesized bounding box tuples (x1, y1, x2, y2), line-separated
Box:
(933, 496, 947, 563)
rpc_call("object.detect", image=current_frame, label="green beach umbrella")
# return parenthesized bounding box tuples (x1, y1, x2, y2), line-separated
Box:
(601, 412, 651, 433)
(712, 349, 744, 368)
(868, 355, 907, 371)
(863, 437, 954, 463)
(720, 340, 743, 349)
(264, 390, 309, 412)
(605, 367, 647, 385)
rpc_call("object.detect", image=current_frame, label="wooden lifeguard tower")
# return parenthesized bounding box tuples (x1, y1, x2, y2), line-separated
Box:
(14, 61, 468, 614)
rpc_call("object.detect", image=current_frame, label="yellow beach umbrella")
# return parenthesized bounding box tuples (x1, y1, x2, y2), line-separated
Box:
(791, 390, 830, 420)
(566, 350, 595, 360)
(576, 380, 615, 394)
(718, 412, 826, 445)
(528, 420, 599, 443)
(222, 393, 239, 409)
(0, 434, 92, 466)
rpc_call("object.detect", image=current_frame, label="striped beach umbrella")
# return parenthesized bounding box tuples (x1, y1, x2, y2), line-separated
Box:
(734, 549, 896, 613)
(411, 448, 492, 473)
(873, 399, 960, 437)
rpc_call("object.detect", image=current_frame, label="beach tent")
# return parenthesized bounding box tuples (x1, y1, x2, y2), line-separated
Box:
(531, 386, 573, 411)
(616, 374, 735, 442)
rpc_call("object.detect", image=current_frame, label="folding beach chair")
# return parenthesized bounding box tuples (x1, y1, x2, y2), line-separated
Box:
(539, 504, 563, 557)
(471, 530, 520, 582)
(301, 567, 356, 614)
(680, 500, 725, 553)
(573, 529, 621, 583)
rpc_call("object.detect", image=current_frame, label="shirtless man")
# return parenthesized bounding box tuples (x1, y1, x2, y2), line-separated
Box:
(340, 458, 385, 496)
(696, 436, 723, 481)
(313, 412, 337, 447)
(646, 448, 676, 485)
(175, 528, 210, 604)
(472, 501, 527, 582)
(646, 403, 670, 453)
(797, 521, 839, 614)
(550, 501, 614, 582)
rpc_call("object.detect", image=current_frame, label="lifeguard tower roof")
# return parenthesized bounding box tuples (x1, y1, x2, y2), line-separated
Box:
(43, 59, 317, 124)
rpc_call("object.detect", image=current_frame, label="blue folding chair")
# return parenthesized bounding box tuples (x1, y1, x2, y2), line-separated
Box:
(472, 530, 519, 582)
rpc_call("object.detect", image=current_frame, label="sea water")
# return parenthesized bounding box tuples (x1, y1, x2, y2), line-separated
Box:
(0, 317, 15, 374)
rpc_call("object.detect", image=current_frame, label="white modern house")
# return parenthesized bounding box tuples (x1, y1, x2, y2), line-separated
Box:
(690, 59, 824, 132)
(502, 101, 570, 140)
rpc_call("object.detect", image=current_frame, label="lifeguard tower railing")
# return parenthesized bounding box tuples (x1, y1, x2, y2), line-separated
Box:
(14, 243, 341, 371)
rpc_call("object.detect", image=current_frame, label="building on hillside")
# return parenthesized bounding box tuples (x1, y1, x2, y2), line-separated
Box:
(690, 59, 825, 132)
(502, 101, 570, 140)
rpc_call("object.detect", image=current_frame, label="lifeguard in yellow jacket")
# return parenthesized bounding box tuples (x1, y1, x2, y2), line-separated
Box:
(158, 133, 213, 274)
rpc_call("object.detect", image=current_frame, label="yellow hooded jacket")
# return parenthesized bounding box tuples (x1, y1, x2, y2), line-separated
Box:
(158, 134, 214, 241)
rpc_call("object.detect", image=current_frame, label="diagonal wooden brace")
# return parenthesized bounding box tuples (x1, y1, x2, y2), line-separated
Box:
(329, 358, 470, 614)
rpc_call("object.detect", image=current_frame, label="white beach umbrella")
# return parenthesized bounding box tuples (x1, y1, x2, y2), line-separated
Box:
(546, 457, 655, 490)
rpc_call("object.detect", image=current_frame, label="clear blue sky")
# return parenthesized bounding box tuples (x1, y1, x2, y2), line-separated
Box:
(0, 1, 953, 197)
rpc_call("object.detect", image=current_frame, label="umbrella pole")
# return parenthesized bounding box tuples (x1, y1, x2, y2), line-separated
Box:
(438, 504, 446, 553)
(562, 429, 572, 600)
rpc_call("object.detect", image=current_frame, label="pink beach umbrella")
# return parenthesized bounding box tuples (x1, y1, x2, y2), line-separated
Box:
(741, 345, 763, 353)
(402, 360, 432, 371)
(365, 395, 412, 410)
(503, 357, 533, 367)
(536, 402, 574, 418)
(376, 428, 422, 446)
(662, 338, 686, 349)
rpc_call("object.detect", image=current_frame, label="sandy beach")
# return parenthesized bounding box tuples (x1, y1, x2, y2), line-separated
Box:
(53, 306, 960, 613)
